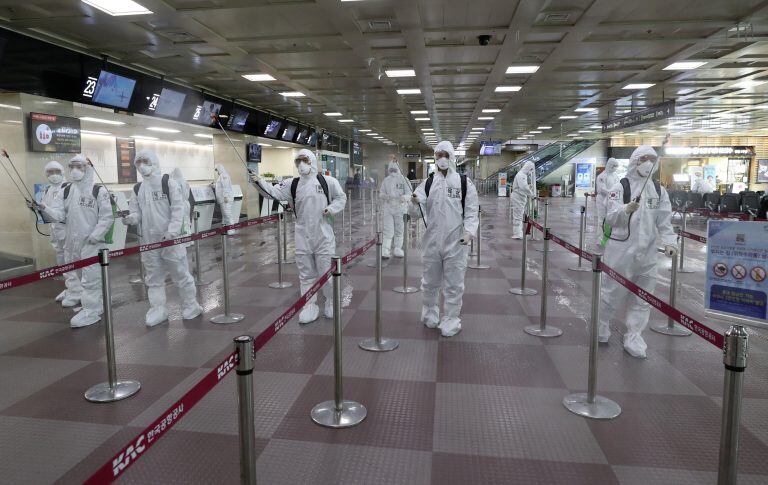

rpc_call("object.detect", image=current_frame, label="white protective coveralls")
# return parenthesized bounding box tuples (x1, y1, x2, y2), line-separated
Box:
(412, 141, 479, 337)
(379, 159, 411, 258)
(510, 161, 536, 239)
(42, 155, 113, 328)
(214, 164, 236, 229)
(691, 175, 714, 194)
(41, 161, 74, 303)
(599, 145, 678, 358)
(595, 158, 620, 224)
(250, 149, 347, 323)
(171, 167, 193, 247)
(123, 150, 203, 326)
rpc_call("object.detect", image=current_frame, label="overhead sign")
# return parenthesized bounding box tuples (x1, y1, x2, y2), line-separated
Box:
(706, 220, 768, 326)
(664, 146, 754, 157)
(404, 153, 421, 159)
(28, 112, 81, 153)
(602, 100, 675, 133)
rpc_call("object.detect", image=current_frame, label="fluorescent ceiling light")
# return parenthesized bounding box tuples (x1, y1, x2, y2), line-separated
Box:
(414, 117, 430, 121)
(0, 103, 21, 110)
(279, 91, 305, 97)
(506, 65, 539, 74)
(194, 133, 213, 139)
(81, 130, 111, 136)
(147, 126, 181, 133)
(242, 73, 276, 82)
(589, 124, 602, 129)
(559, 115, 577, 119)
(529, 130, 542, 134)
(578, 130, 591, 133)
(575, 107, 596, 112)
(339, 119, 354, 123)
(173, 140, 196, 145)
(324, 112, 343, 117)
(664, 61, 707, 70)
(385, 69, 416, 78)
(42, 101, 59, 105)
(131, 135, 158, 140)
(260, 143, 272, 147)
(81, 0, 152, 16)
(567, 133, 579, 137)
(410, 110, 428, 114)
(80, 116, 125, 125)
(368, 133, 379, 136)
(358, 129, 371, 132)
(471, 127, 485, 130)
(734, 80, 766, 89)
(274, 146, 288, 149)
(397, 88, 421, 95)
(478, 116, 494, 120)
(495, 86, 522, 92)
(482, 109, 501, 113)
(623, 83, 655, 89)
(537, 126, 552, 130)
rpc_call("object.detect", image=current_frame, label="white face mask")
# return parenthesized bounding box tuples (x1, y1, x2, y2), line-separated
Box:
(47, 174, 63, 184)
(137, 164, 153, 177)
(70, 168, 84, 181)
(607, 165, 617, 173)
(297, 162, 312, 175)
(637, 161, 654, 177)
(436, 157, 450, 170)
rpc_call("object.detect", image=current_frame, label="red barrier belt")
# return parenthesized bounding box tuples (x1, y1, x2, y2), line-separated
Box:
(342, 237, 376, 265)
(529, 219, 543, 232)
(84, 350, 239, 484)
(680, 230, 707, 244)
(524, 216, 532, 236)
(549, 233, 594, 262)
(0, 255, 100, 292)
(600, 261, 724, 349)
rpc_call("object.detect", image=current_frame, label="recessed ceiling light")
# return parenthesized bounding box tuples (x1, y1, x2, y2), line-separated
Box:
(578, 130, 591, 133)
(260, 143, 272, 147)
(495, 86, 522, 92)
(537, 126, 552, 130)
(397, 88, 421, 95)
(242, 73, 276, 82)
(385, 69, 416, 78)
(324, 112, 343, 117)
(410, 110, 428, 114)
(279, 91, 305, 97)
(147, 127, 181, 133)
(41, 101, 59, 105)
(623, 83, 655, 90)
(575, 107, 597, 112)
(529, 130, 542, 134)
(194, 133, 213, 139)
(368, 133, 379, 136)
(81, 130, 111, 136)
(734, 80, 766, 89)
(664, 61, 707, 70)
(559, 115, 577, 119)
(414, 117, 430, 121)
(81, 0, 152, 16)
(506, 65, 539, 74)
(80, 116, 125, 125)
(478, 116, 494, 120)
(482, 109, 501, 113)
(131, 135, 158, 140)
(339, 119, 354, 122)
(567, 133, 579, 137)
(589, 124, 602, 129)
(358, 129, 371, 132)
(274, 146, 288, 149)
(471, 127, 485, 130)
(421, 128, 434, 131)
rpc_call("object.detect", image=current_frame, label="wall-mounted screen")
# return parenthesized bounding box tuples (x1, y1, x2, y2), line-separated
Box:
(89, 70, 136, 109)
(192, 100, 222, 125)
(757, 159, 768, 183)
(264, 119, 282, 138)
(153, 87, 186, 118)
(28, 112, 81, 153)
(247, 143, 262, 163)
(480, 141, 502, 156)
(307, 130, 318, 147)
(295, 127, 309, 144)
(281, 123, 297, 141)
(228, 108, 249, 132)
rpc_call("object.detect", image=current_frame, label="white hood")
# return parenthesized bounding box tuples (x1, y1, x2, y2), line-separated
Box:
(296, 149, 319, 175)
(435, 140, 456, 171)
(134, 149, 162, 177)
(628, 145, 658, 179)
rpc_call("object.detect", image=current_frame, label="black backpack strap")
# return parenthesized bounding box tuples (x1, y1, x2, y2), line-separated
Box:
(424, 173, 434, 197)
(133, 182, 141, 196)
(290, 177, 299, 207)
(654, 180, 661, 199)
(460, 174, 467, 218)
(162, 174, 170, 201)
(620, 178, 631, 204)
(317, 174, 330, 205)
(63, 184, 71, 200)
(92, 184, 102, 199)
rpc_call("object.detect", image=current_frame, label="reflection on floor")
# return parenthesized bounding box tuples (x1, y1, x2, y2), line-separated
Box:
(0, 196, 766, 484)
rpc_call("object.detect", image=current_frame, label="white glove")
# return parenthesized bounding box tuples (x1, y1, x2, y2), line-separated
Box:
(27, 200, 44, 211)
(664, 244, 678, 257)
(87, 236, 100, 245)
(162, 231, 176, 241)
(625, 201, 640, 214)
(249, 172, 262, 185)
(121, 213, 139, 225)
(459, 231, 473, 245)
(323, 208, 331, 216)
(224, 196, 231, 204)
(411, 193, 420, 204)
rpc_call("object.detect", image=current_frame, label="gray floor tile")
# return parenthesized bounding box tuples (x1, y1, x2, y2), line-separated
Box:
(611, 465, 768, 485)
(0, 356, 90, 411)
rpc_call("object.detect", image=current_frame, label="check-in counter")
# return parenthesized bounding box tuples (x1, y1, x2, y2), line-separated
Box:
(191, 184, 216, 231)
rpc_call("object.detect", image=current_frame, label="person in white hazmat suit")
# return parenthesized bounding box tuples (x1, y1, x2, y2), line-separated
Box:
(39, 155, 114, 328)
(411, 141, 479, 337)
(510, 161, 536, 239)
(40, 161, 75, 304)
(598, 145, 678, 358)
(214, 164, 236, 231)
(121, 151, 203, 327)
(249, 149, 347, 324)
(595, 158, 620, 225)
(379, 157, 411, 258)
(171, 167, 194, 247)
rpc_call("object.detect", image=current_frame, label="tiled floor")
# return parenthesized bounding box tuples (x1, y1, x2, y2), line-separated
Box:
(1, 196, 767, 484)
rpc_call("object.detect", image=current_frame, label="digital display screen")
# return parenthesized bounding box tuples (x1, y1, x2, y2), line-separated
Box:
(264, 119, 282, 138)
(281, 123, 297, 141)
(28, 112, 81, 153)
(295, 127, 309, 144)
(153, 87, 187, 118)
(247, 143, 262, 163)
(480, 141, 502, 156)
(307, 130, 318, 146)
(192, 100, 222, 125)
(90, 70, 136, 109)
(228, 108, 249, 132)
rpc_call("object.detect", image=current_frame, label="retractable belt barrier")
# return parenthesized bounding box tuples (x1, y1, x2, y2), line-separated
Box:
(0, 214, 280, 293)
(679, 230, 708, 244)
(84, 237, 376, 484)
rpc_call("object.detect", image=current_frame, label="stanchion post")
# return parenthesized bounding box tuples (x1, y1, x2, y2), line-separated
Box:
(393, 213, 418, 293)
(524, 228, 562, 337)
(234, 335, 256, 485)
(193, 211, 210, 286)
(651, 249, 691, 336)
(468, 206, 490, 270)
(211, 234, 245, 324)
(347, 190, 352, 241)
(360, 232, 399, 352)
(535, 200, 554, 253)
(311, 257, 367, 427)
(563, 255, 621, 419)
(84, 249, 141, 403)
(509, 212, 538, 296)
(269, 213, 293, 289)
(362, 186, 367, 225)
(366, 204, 381, 268)
(569, 205, 591, 272)
(717, 325, 749, 485)
(282, 210, 294, 264)
(676, 213, 695, 273)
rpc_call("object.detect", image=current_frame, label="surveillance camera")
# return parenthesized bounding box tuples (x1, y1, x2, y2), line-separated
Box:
(478, 35, 492, 46)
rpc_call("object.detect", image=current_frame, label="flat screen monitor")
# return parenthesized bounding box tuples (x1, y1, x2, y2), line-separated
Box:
(193, 100, 222, 125)
(295, 127, 309, 144)
(28, 112, 81, 153)
(264, 119, 282, 138)
(154, 87, 186, 118)
(281, 123, 297, 141)
(228, 108, 249, 132)
(247, 143, 262, 163)
(758, 159, 768, 183)
(480, 141, 502, 156)
(307, 130, 318, 146)
(91, 70, 136, 109)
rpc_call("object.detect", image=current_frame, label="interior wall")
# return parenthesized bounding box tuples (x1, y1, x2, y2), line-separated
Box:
(259, 148, 299, 178)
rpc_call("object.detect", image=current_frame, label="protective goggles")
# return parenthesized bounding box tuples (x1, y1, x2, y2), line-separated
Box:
(434, 150, 449, 159)
(134, 157, 151, 167)
(294, 156, 310, 166)
(636, 154, 658, 164)
(68, 161, 86, 171)
(45, 168, 62, 176)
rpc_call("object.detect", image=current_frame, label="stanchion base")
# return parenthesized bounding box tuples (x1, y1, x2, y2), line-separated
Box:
(268, 281, 294, 289)
(563, 393, 621, 420)
(468, 263, 491, 270)
(359, 337, 399, 352)
(84, 380, 141, 403)
(210, 313, 245, 324)
(524, 325, 563, 338)
(650, 323, 692, 337)
(568, 266, 592, 272)
(509, 287, 538, 296)
(311, 400, 367, 428)
(393, 286, 419, 294)
(669, 267, 696, 273)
